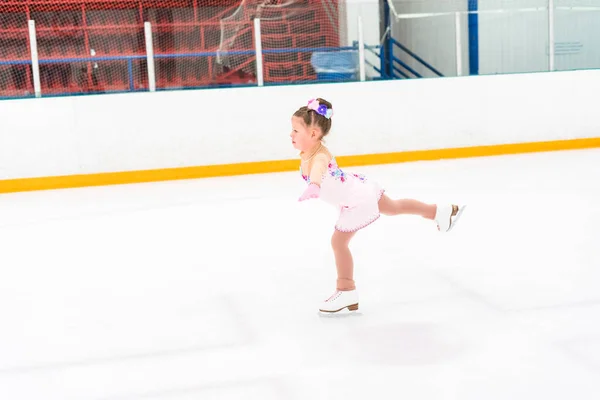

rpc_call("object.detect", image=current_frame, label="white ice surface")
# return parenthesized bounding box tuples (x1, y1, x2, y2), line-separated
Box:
(0, 148, 599, 399)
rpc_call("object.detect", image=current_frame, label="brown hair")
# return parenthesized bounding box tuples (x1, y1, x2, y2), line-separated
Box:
(293, 98, 333, 137)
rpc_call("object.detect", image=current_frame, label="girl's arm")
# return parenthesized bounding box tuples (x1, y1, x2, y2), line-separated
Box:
(308, 153, 329, 187)
(299, 153, 329, 201)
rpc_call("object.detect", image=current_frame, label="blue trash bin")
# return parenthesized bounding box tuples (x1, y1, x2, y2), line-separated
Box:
(310, 50, 358, 82)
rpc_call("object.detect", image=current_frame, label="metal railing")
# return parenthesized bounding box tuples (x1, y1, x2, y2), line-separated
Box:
(0, 45, 369, 99)
(362, 37, 442, 80)
(1, 17, 375, 99)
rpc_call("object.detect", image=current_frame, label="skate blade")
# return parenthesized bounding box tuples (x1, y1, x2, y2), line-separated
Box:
(447, 204, 467, 232)
(319, 303, 359, 313)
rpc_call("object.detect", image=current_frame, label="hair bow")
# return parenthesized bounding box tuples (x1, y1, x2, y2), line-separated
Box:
(307, 98, 333, 119)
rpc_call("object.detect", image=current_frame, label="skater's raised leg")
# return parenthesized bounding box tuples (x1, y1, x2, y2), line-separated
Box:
(377, 194, 465, 232)
(377, 194, 437, 219)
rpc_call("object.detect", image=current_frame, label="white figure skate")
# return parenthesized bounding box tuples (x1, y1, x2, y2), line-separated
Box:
(319, 289, 359, 313)
(435, 204, 466, 232)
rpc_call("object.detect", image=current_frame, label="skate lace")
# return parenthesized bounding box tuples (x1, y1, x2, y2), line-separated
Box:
(325, 291, 342, 302)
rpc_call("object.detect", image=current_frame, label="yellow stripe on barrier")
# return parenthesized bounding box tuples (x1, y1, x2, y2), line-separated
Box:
(1, 137, 599, 194)
(338, 137, 600, 166)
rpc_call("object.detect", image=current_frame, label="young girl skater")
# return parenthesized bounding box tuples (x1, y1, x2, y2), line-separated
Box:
(292, 98, 466, 313)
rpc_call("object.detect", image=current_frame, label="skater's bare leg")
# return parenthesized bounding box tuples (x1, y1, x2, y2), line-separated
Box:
(378, 194, 437, 219)
(331, 229, 357, 291)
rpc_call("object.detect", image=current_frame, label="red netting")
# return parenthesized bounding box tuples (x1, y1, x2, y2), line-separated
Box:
(0, 0, 347, 98)
(0, 3, 34, 97)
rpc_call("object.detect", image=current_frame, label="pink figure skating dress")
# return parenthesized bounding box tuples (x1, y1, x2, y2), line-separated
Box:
(301, 157, 385, 232)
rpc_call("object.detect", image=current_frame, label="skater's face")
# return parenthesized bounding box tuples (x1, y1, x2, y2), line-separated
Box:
(290, 116, 320, 151)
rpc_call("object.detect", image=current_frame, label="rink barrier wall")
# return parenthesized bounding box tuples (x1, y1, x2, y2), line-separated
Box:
(1, 137, 599, 194)
(1, 69, 600, 194)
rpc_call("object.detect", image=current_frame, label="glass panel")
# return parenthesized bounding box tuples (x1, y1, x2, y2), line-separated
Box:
(554, 0, 600, 71)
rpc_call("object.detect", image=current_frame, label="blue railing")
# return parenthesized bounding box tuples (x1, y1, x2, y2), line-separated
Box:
(0, 45, 372, 99)
(375, 1, 444, 80)
(390, 37, 444, 78)
(364, 38, 443, 80)
(0, 40, 441, 100)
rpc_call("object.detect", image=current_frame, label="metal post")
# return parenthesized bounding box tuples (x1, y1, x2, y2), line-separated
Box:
(144, 21, 156, 92)
(455, 12, 463, 76)
(383, 0, 392, 78)
(358, 15, 366, 81)
(254, 18, 264, 87)
(548, 0, 555, 71)
(128, 58, 134, 91)
(468, 0, 479, 75)
(28, 20, 42, 98)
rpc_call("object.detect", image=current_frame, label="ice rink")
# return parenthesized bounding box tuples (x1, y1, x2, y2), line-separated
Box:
(1, 148, 599, 400)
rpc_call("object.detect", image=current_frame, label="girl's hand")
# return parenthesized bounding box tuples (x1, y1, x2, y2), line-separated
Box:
(298, 183, 320, 201)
